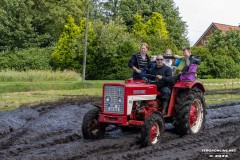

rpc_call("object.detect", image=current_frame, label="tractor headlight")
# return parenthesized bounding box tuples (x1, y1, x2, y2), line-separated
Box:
(118, 97, 123, 104)
(105, 96, 111, 103)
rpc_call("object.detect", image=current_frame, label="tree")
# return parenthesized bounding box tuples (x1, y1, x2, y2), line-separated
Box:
(0, 0, 44, 51)
(0, 0, 85, 51)
(192, 30, 240, 79)
(207, 30, 240, 55)
(145, 12, 168, 39)
(119, 0, 188, 48)
(207, 30, 240, 69)
(132, 13, 147, 40)
(86, 21, 139, 80)
(51, 16, 81, 70)
(31, 0, 85, 43)
(132, 12, 176, 55)
(97, 0, 120, 22)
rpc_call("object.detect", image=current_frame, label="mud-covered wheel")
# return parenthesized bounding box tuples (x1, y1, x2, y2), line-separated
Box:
(141, 113, 164, 146)
(174, 87, 206, 135)
(82, 108, 106, 139)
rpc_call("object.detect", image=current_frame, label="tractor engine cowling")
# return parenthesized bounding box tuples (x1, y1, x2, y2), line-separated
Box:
(103, 85, 125, 114)
(102, 81, 158, 116)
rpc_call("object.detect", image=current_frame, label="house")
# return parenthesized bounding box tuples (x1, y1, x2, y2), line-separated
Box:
(194, 22, 240, 46)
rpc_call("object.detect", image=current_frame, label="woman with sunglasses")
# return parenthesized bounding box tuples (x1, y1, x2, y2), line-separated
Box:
(128, 43, 151, 80)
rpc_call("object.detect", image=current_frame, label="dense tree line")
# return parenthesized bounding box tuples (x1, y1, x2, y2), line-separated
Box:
(4, 0, 240, 79)
(0, 0, 188, 80)
(0, 0, 85, 51)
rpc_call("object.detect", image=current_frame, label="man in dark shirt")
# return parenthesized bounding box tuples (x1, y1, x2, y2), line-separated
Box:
(150, 55, 173, 115)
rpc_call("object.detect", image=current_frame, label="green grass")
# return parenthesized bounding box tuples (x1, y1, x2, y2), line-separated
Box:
(198, 78, 240, 105)
(200, 79, 240, 83)
(0, 70, 81, 82)
(200, 78, 240, 90)
(0, 70, 122, 94)
(0, 89, 102, 111)
(0, 75, 240, 111)
(0, 81, 92, 93)
(0, 79, 124, 111)
(205, 94, 240, 105)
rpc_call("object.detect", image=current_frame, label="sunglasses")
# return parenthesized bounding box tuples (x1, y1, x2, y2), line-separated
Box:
(156, 58, 164, 61)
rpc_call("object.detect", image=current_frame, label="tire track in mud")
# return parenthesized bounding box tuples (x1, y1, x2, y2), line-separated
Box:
(70, 104, 240, 160)
(0, 96, 239, 160)
(72, 121, 240, 160)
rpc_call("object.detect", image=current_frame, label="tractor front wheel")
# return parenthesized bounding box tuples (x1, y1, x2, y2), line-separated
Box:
(141, 113, 164, 146)
(82, 108, 106, 139)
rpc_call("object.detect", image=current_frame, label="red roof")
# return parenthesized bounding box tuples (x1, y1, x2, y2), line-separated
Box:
(194, 22, 240, 46)
(213, 23, 240, 32)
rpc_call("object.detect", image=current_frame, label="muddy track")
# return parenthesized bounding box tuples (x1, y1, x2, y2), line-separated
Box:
(0, 95, 239, 160)
(205, 88, 240, 95)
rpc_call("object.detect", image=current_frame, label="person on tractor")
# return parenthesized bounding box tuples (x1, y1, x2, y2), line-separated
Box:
(175, 46, 200, 73)
(149, 54, 173, 115)
(173, 47, 200, 81)
(180, 46, 192, 73)
(163, 49, 183, 74)
(128, 43, 151, 80)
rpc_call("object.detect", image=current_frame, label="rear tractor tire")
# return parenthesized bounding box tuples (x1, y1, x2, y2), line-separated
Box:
(82, 108, 106, 139)
(174, 87, 206, 135)
(141, 113, 164, 146)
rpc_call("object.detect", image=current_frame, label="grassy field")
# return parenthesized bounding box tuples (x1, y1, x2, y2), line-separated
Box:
(0, 71, 240, 111)
(0, 71, 123, 111)
(0, 81, 122, 111)
(0, 70, 81, 82)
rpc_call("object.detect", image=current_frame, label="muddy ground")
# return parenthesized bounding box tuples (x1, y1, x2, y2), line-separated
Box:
(0, 95, 239, 160)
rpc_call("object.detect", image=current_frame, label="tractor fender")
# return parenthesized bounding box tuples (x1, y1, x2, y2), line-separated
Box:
(173, 81, 205, 92)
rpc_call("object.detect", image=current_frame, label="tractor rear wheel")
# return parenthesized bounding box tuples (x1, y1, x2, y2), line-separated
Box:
(141, 113, 164, 146)
(174, 87, 206, 135)
(82, 108, 106, 139)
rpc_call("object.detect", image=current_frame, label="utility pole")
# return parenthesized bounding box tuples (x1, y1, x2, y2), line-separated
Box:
(82, 0, 90, 83)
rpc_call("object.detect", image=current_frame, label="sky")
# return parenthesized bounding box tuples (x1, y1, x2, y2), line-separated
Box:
(173, 0, 240, 46)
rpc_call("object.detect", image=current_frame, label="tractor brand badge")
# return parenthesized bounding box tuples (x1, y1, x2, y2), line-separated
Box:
(133, 90, 146, 94)
(108, 104, 120, 112)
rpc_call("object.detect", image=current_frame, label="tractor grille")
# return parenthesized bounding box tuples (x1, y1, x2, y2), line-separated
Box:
(104, 86, 125, 114)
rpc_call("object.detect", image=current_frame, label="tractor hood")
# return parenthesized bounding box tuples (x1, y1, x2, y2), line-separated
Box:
(103, 79, 158, 96)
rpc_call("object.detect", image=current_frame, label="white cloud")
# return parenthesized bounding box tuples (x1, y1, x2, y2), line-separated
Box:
(173, 0, 240, 46)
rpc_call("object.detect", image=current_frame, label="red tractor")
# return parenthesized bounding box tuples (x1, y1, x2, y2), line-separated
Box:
(82, 75, 206, 146)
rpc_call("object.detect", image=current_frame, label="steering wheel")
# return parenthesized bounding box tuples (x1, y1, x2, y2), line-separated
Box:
(142, 74, 159, 84)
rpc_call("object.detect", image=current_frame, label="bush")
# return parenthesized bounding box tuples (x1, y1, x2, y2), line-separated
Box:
(0, 47, 53, 71)
(86, 22, 139, 80)
(192, 46, 240, 79)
